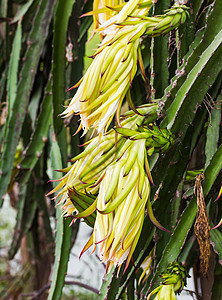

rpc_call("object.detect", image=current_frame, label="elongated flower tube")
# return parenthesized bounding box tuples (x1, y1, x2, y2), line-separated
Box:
(147, 262, 190, 300)
(47, 104, 158, 217)
(62, 1, 189, 135)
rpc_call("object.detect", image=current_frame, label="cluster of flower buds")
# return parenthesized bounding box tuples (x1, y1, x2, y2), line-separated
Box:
(115, 123, 175, 156)
(48, 104, 157, 210)
(62, 0, 190, 135)
(49, 104, 175, 269)
(119, 4, 190, 37)
(147, 262, 190, 299)
(50, 0, 190, 273)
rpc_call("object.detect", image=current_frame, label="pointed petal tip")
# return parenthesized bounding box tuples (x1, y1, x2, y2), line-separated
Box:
(210, 220, 222, 230)
(214, 195, 221, 202)
(54, 169, 65, 173)
(79, 178, 88, 185)
(66, 86, 75, 92)
(79, 250, 84, 260)
(138, 191, 142, 199)
(45, 191, 52, 197)
(150, 180, 155, 187)
(48, 177, 63, 183)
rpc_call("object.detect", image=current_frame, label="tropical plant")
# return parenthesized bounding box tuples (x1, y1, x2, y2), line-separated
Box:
(0, 0, 221, 299)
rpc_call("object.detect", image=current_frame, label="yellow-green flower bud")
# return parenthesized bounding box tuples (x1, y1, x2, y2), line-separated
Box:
(147, 262, 190, 300)
(115, 124, 175, 156)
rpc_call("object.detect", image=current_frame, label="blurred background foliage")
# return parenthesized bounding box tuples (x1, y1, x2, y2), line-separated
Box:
(0, 0, 221, 299)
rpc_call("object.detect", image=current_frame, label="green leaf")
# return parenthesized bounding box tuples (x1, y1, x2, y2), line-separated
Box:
(152, 0, 170, 99)
(212, 263, 222, 299)
(0, 0, 56, 200)
(210, 227, 222, 264)
(203, 145, 222, 196)
(152, 105, 207, 221)
(170, 181, 183, 229)
(0, 67, 8, 148)
(36, 183, 54, 253)
(52, 0, 77, 165)
(165, 29, 222, 131)
(178, 11, 195, 63)
(149, 198, 197, 290)
(7, 21, 22, 116)
(99, 267, 116, 300)
(17, 79, 53, 184)
(126, 278, 135, 300)
(8, 180, 38, 259)
(158, 27, 204, 113)
(0, 67, 7, 102)
(52, 0, 76, 135)
(205, 98, 221, 168)
(47, 139, 72, 300)
(28, 85, 43, 129)
(78, 8, 93, 43)
(11, 0, 35, 23)
(147, 144, 222, 293)
(0, 0, 8, 60)
(193, 0, 205, 17)
(160, 0, 222, 129)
